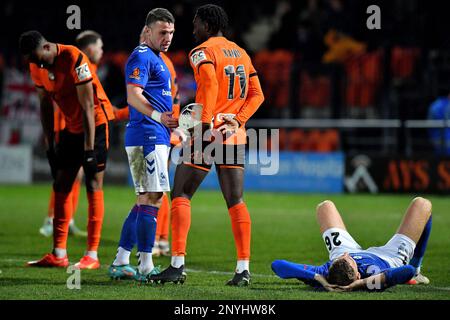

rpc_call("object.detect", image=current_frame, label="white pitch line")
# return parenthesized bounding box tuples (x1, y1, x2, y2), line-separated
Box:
(0, 258, 277, 278)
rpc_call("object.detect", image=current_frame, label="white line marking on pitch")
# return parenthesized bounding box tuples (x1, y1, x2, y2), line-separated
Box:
(0, 258, 277, 278)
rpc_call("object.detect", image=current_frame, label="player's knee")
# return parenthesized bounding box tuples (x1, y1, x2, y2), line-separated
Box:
(138, 192, 163, 207)
(53, 182, 72, 193)
(226, 197, 243, 209)
(412, 197, 432, 215)
(316, 200, 335, 215)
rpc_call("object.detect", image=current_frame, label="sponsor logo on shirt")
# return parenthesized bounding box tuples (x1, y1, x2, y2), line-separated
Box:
(162, 89, 172, 97)
(190, 50, 207, 66)
(129, 67, 141, 80)
(75, 63, 92, 82)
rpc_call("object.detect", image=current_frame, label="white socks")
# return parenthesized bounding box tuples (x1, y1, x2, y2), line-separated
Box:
(85, 251, 98, 260)
(138, 252, 154, 274)
(236, 260, 249, 274)
(113, 247, 131, 266)
(54, 248, 67, 258)
(171, 256, 185, 268)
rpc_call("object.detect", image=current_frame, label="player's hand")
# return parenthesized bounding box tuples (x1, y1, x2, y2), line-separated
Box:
(83, 150, 97, 177)
(161, 111, 178, 128)
(218, 115, 240, 135)
(46, 148, 58, 180)
(314, 274, 341, 292)
(172, 127, 188, 143)
(333, 279, 363, 292)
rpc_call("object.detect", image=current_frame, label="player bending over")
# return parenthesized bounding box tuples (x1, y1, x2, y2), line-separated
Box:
(272, 197, 432, 292)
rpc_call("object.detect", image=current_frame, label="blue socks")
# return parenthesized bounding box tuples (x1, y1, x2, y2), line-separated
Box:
(118, 204, 139, 251)
(409, 216, 432, 274)
(136, 205, 158, 253)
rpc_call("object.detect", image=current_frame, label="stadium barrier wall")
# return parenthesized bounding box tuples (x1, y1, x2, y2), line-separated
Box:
(0, 145, 32, 184)
(345, 154, 450, 194)
(162, 151, 345, 194)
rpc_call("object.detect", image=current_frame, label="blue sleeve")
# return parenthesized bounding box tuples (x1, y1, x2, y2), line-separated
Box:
(271, 260, 331, 288)
(383, 265, 415, 289)
(125, 52, 151, 88)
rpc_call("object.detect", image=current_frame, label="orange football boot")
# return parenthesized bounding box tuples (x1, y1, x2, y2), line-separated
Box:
(27, 253, 69, 268)
(74, 255, 100, 270)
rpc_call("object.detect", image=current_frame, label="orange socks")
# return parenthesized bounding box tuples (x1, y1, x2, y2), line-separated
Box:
(48, 178, 81, 219)
(87, 190, 104, 252)
(228, 202, 251, 260)
(53, 191, 73, 249)
(171, 197, 191, 256)
(156, 193, 170, 241)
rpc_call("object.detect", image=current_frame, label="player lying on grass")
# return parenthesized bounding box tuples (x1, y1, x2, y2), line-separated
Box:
(272, 197, 432, 292)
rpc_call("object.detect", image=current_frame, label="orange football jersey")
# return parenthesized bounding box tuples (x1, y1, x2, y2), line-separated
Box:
(29, 44, 114, 134)
(189, 37, 259, 144)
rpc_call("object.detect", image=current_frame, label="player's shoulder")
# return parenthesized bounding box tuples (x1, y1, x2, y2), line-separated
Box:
(58, 44, 83, 59)
(129, 44, 157, 63)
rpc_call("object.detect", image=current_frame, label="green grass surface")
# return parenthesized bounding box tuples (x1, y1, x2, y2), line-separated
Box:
(0, 184, 449, 300)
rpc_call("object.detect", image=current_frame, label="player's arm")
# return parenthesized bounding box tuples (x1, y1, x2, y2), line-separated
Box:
(271, 260, 338, 291)
(195, 63, 219, 134)
(335, 265, 416, 292)
(37, 87, 59, 179)
(234, 74, 264, 127)
(126, 85, 177, 128)
(36, 87, 55, 150)
(112, 105, 130, 122)
(76, 82, 96, 151)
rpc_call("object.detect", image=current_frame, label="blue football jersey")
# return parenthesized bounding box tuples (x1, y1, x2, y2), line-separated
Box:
(125, 44, 173, 145)
(349, 252, 391, 278)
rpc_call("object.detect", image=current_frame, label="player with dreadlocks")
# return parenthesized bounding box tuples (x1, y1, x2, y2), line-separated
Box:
(150, 4, 264, 286)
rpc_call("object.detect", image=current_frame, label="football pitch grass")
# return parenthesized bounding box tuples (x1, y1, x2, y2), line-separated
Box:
(0, 184, 449, 300)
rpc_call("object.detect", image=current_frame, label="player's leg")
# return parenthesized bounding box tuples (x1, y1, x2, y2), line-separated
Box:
(316, 200, 362, 261)
(110, 141, 144, 279)
(155, 192, 171, 256)
(134, 190, 164, 281)
(316, 200, 347, 234)
(217, 165, 252, 286)
(68, 168, 86, 237)
(150, 163, 208, 284)
(397, 197, 432, 284)
(366, 197, 432, 282)
(39, 189, 55, 237)
(132, 144, 171, 282)
(396, 197, 432, 244)
(76, 123, 111, 269)
(28, 131, 81, 267)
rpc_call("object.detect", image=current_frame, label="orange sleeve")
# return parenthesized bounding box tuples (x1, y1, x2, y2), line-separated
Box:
(195, 62, 218, 124)
(29, 63, 44, 88)
(235, 72, 264, 126)
(189, 48, 217, 124)
(113, 106, 130, 122)
(68, 48, 94, 86)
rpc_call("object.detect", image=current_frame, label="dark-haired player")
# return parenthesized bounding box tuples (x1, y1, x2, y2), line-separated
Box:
(271, 198, 432, 291)
(39, 30, 105, 239)
(108, 8, 178, 283)
(20, 30, 115, 269)
(151, 4, 264, 286)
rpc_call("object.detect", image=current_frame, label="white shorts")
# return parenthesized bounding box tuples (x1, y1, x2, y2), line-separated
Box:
(126, 144, 170, 194)
(366, 234, 416, 268)
(322, 228, 416, 268)
(322, 228, 363, 261)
